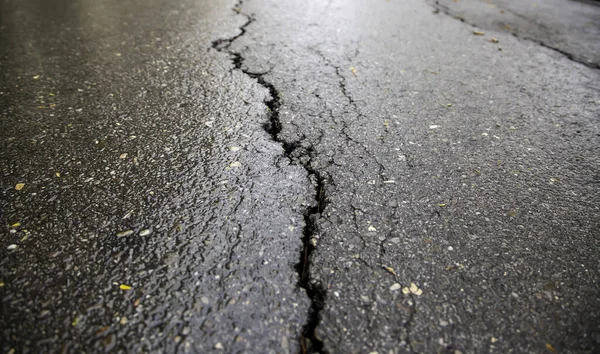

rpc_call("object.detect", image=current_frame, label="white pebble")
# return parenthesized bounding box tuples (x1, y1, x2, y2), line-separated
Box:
(116, 230, 134, 237)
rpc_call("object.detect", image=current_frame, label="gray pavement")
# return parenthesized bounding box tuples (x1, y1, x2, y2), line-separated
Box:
(1, 0, 599, 353)
(430, 0, 600, 68)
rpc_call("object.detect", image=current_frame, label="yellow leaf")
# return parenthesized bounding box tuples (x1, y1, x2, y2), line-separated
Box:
(11, 222, 21, 228)
(15, 183, 25, 191)
(437, 203, 446, 207)
(383, 266, 397, 276)
(120, 284, 132, 290)
(546, 343, 557, 353)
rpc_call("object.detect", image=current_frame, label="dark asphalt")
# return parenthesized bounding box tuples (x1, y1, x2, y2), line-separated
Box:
(0, 0, 310, 352)
(1, 0, 599, 353)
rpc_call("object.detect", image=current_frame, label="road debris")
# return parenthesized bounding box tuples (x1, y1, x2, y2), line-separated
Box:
(383, 266, 397, 276)
(409, 282, 423, 296)
(116, 230, 134, 237)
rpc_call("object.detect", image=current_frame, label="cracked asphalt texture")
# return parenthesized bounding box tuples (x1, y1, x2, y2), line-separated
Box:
(1, 0, 599, 353)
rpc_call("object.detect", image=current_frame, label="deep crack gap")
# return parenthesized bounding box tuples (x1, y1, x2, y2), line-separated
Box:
(212, 2, 328, 353)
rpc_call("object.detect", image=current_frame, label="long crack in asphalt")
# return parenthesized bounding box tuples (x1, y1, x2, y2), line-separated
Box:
(211, 1, 327, 353)
(429, 0, 600, 69)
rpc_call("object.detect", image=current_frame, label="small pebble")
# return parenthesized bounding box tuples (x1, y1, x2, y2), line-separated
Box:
(7, 244, 17, 250)
(390, 283, 402, 291)
(116, 230, 134, 237)
(139, 229, 151, 236)
(409, 282, 424, 296)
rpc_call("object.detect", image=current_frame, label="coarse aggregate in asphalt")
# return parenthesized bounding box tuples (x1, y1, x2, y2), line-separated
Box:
(1, 0, 599, 353)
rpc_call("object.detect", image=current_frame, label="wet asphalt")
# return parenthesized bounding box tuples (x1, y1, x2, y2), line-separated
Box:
(1, 0, 599, 353)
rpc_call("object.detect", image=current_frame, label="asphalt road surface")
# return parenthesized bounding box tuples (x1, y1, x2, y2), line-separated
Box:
(1, 0, 598, 353)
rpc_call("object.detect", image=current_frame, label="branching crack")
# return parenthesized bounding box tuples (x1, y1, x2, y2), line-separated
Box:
(212, 1, 328, 353)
